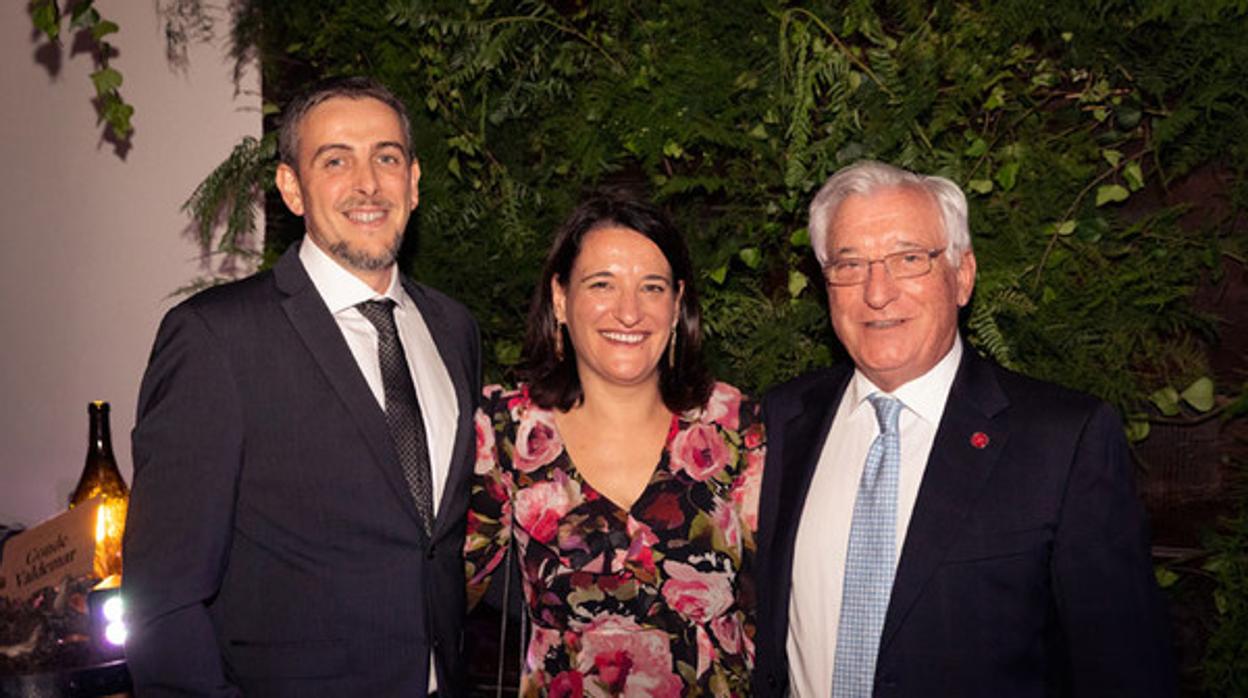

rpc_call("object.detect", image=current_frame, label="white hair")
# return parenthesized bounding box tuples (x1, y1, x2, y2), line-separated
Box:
(807, 160, 972, 267)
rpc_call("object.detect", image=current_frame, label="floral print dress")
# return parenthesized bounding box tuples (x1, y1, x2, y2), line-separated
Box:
(465, 382, 765, 697)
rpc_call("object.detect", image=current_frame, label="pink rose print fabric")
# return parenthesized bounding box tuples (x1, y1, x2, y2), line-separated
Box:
(465, 383, 765, 697)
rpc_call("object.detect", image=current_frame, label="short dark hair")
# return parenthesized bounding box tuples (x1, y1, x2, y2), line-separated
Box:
(522, 191, 714, 413)
(277, 76, 413, 169)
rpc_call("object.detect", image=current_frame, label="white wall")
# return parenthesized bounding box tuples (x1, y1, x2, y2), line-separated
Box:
(0, 2, 259, 527)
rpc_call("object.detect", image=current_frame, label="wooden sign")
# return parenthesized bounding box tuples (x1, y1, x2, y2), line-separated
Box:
(0, 498, 101, 601)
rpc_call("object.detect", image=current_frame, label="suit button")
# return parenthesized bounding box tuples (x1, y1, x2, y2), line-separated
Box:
(427, 545, 436, 560)
(767, 674, 778, 688)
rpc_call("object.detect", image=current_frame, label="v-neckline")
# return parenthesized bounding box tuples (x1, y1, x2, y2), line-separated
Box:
(557, 412, 681, 515)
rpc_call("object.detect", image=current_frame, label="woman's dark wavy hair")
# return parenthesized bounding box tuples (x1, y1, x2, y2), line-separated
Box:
(521, 191, 713, 413)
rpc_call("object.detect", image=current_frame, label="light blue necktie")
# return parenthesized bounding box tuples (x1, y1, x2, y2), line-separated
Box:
(832, 394, 902, 698)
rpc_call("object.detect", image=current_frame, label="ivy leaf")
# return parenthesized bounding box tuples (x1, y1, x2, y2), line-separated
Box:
(662, 140, 684, 158)
(1074, 223, 1101, 243)
(789, 227, 810, 247)
(1124, 161, 1144, 192)
(69, 1, 98, 30)
(1124, 417, 1150, 442)
(708, 264, 728, 285)
(91, 19, 119, 41)
(90, 67, 123, 94)
(738, 247, 762, 269)
(1095, 184, 1130, 206)
(1101, 149, 1122, 167)
(1045, 220, 1077, 237)
(787, 270, 808, 298)
(32, 0, 60, 40)
(983, 85, 1006, 111)
(102, 98, 134, 138)
(1154, 566, 1179, 588)
(995, 162, 1020, 192)
(1149, 386, 1181, 416)
(964, 138, 988, 157)
(1180, 376, 1215, 412)
(967, 179, 993, 195)
(1031, 71, 1056, 88)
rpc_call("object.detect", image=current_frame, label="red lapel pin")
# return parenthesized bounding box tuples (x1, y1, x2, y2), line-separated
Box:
(970, 432, 990, 449)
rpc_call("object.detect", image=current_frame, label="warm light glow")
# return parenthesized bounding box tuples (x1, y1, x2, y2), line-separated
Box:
(95, 504, 107, 543)
(92, 497, 128, 579)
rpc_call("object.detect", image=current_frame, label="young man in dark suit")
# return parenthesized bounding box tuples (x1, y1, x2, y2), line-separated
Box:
(123, 77, 479, 697)
(753, 160, 1174, 697)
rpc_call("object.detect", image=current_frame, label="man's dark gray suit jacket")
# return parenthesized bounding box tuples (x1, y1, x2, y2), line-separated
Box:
(123, 244, 480, 697)
(752, 347, 1175, 697)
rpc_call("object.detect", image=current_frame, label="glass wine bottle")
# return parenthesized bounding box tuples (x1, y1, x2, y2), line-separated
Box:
(69, 401, 128, 578)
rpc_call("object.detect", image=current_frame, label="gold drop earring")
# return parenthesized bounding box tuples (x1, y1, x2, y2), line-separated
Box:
(667, 323, 677, 370)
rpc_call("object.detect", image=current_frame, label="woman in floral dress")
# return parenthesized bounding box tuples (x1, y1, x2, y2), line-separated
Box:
(465, 193, 765, 697)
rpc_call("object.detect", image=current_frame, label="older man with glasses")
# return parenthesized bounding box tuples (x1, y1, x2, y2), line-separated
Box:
(752, 160, 1175, 698)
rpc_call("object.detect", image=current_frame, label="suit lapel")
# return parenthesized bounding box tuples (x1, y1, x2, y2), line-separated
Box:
(402, 277, 474, 539)
(274, 247, 428, 533)
(760, 366, 852, 645)
(880, 349, 1010, 652)
(775, 370, 853, 538)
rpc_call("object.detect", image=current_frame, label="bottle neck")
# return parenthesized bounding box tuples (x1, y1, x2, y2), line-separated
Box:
(89, 403, 115, 458)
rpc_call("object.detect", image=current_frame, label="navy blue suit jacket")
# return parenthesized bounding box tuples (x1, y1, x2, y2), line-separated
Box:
(753, 348, 1175, 697)
(123, 245, 480, 697)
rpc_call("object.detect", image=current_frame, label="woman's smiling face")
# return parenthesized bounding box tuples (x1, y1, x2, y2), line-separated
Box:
(553, 226, 682, 392)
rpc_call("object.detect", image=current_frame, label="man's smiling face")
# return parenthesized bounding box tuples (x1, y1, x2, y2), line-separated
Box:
(276, 96, 420, 291)
(823, 185, 976, 392)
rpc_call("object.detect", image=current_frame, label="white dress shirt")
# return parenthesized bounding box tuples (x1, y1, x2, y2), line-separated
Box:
(300, 238, 457, 694)
(299, 238, 459, 516)
(786, 338, 963, 697)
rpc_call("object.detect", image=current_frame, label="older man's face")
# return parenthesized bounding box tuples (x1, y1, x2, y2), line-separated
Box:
(823, 186, 975, 392)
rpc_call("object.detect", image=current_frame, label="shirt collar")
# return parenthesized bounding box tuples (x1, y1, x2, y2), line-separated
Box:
(847, 335, 963, 425)
(298, 236, 405, 313)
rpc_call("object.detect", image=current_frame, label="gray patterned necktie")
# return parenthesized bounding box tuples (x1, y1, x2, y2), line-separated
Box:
(832, 393, 902, 697)
(356, 299, 434, 535)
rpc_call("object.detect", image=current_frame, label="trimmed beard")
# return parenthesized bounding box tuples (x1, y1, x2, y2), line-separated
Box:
(329, 235, 402, 272)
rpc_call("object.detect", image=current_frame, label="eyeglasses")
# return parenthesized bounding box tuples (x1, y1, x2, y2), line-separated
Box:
(822, 248, 946, 286)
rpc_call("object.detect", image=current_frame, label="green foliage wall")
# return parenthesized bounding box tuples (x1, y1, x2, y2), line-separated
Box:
(192, 0, 1245, 430)
(38, 1, 1244, 690)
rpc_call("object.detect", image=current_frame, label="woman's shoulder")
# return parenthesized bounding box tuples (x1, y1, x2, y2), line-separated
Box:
(479, 383, 559, 425)
(478, 383, 566, 476)
(481, 383, 523, 405)
(678, 381, 761, 435)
